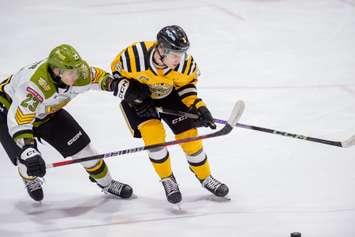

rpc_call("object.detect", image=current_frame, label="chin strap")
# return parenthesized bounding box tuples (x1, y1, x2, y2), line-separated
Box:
(154, 46, 168, 68)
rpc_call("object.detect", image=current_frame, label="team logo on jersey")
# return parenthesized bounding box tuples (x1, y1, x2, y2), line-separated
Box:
(26, 87, 44, 102)
(138, 76, 150, 82)
(149, 83, 173, 99)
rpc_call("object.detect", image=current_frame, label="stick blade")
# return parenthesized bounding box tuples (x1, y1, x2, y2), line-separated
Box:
(227, 100, 245, 127)
(341, 134, 355, 148)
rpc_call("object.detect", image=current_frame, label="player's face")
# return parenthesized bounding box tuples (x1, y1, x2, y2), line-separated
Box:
(163, 51, 185, 69)
(60, 69, 80, 86)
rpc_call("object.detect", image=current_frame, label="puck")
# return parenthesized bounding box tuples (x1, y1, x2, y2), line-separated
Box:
(290, 232, 301, 237)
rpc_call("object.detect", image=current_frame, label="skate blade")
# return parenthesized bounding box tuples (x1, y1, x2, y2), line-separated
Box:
(104, 193, 138, 200)
(128, 193, 138, 200)
(207, 195, 231, 202)
(32, 201, 43, 207)
(169, 202, 187, 214)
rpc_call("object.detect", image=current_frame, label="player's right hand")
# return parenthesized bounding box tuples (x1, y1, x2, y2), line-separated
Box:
(18, 146, 46, 177)
(132, 99, 158, 118)
(110, 78, 151, 103)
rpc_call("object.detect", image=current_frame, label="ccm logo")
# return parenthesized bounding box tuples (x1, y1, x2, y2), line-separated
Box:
(26, 149, 37, 156)
(118, 79, 129, 99)
(172, 116, 187, 125)
(67, 131, 82, 146)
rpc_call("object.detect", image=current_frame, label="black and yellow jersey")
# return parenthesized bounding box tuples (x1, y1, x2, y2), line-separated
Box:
(111, 41, 206, 109)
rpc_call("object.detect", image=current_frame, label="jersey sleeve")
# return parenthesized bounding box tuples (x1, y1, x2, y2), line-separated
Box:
(7, 82, 44, 146)
(174, 55, 206, 109)
(111, 48, 135, 80)
(111, 41, 154, 81)
(89, 66, 113, 91)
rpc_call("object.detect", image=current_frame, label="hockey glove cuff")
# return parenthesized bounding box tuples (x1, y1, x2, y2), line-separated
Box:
(18, 146, 46, 177)
(190, 106, 217, 129)
(110, 78, 151, 103)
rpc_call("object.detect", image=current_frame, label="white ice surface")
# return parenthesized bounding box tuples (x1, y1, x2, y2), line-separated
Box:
(1, 0, 355, 236)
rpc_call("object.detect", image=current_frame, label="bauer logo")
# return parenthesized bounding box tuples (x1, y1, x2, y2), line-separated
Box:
(67, 131, 82, 146)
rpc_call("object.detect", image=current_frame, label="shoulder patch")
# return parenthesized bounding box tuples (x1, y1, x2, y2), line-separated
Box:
(115, 63, 123, 72)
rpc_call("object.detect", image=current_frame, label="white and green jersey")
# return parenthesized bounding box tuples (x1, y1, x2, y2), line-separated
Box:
(0, 60, 112, 143)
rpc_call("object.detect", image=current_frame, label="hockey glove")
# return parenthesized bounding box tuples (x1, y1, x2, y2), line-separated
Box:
(110, 78, 151, 104)
(190, 106, 217, 129)
(18, 146, 46, 177)
(131, 99, 159, 118)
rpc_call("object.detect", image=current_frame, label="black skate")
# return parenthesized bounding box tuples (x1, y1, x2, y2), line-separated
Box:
(23, 177, 44, 202)
(201, 175, 229, 197)
(90, 177, 133, 199)
(161, 175, 182, 204)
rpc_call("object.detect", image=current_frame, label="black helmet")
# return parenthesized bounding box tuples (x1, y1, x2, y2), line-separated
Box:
(157, 25, 190, 52)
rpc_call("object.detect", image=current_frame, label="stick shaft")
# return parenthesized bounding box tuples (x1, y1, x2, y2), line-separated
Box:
(47, 123, 232, 168)
(157, 107, 344, 147)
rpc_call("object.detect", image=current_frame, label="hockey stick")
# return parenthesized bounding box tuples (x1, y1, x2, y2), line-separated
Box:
(156, 107, 355, 148)
(46, 100, 245, 168)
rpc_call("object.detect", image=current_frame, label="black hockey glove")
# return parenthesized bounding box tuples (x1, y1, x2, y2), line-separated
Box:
(18, 146, 46, 177)
(131, 99, 159, 118)
(189, 106, 217, 129)
(110, 78, 151, 104)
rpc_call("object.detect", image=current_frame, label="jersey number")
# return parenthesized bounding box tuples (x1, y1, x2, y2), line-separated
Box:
(21, 94, 40, 112)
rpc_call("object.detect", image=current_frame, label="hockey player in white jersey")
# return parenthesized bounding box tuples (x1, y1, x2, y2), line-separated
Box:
(0, 44, 133, 201)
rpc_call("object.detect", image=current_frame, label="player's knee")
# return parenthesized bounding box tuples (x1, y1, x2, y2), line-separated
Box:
(139, 119, 166, 145)
(175, 128, 203, 155)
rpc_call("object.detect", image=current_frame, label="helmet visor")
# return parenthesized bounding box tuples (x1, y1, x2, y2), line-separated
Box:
(163, 48, 188, 61)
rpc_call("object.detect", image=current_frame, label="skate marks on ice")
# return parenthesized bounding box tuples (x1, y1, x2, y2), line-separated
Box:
(0, 192, 354, 235)
(4, 196, 111, 222)
(0, 194, 133, 235)
(24, 195, 237, 234)
(8, 192, 353, 235)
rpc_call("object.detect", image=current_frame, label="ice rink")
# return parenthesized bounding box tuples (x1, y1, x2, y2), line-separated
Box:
(1, 0, 355, 236)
